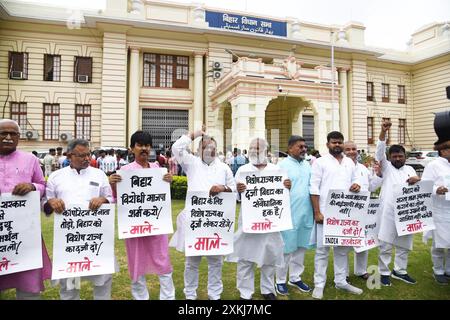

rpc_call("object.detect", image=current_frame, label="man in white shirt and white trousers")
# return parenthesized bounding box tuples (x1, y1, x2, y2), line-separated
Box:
(376, 120, 420, 286)
(226, 137, 291, 300)
(343, 141, 383, 280)
(170, 126, 236, 300)
(309, 131, 363, 299)
(421, 138, 450, 285)
(45, 139, 116, 300)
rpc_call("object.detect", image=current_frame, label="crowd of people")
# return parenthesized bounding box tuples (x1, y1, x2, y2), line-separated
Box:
(0, 117, 449, 300)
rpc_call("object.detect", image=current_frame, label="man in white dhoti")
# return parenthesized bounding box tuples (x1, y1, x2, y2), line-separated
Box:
(376, 120, 420, 286)
(343, 141, 383, 280)
(170, 126, 236, 300)
(421, 139, 450, 285)
(310, 131, 363, 300)
(226, 138, 291, 300)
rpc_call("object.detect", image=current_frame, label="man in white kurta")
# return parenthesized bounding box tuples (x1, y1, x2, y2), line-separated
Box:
(170, 127, 236, 300)
(343, 141, 383, 280)
(226, 138, 290, 300)
(45, 139, 115, 300)
(421, 139, 450, 285)
(309, 131, 362, 300)
(376, 120, 420, 286)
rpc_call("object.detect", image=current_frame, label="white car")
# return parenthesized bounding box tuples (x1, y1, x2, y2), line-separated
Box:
(405, 150, 439, 171)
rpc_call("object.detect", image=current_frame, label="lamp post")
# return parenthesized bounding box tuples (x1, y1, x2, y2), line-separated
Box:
(331, 31, 336, 131)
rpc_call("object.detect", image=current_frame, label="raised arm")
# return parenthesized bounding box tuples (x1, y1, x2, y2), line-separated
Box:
(171, 126, 205, 172)
(376, 119, 392, 168)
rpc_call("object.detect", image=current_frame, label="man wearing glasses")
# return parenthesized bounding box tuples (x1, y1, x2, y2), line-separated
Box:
(0, 119, 52, 299)
(45, 139, 115, 299)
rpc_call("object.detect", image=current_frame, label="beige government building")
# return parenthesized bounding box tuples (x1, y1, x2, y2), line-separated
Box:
(1, 0, 449, 155)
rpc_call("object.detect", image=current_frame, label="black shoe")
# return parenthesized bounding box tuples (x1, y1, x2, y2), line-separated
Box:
(346, 276, 351, 284)
(262, 293, 277, 300)
(380, 275, 391, 286)
(391, 270, 416, 284)
(433, 273, 448, 285)
(357, 273, 369, 280)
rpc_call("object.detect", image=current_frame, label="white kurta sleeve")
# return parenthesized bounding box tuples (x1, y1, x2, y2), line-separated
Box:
(99, 172, 114, 203)
(45, 174, 57, 200)
(224, 165, 237, 192)
(369, 173, 383, 192)
(309, 160, 322, 195)
(376, 139, 389, 174)
(171, 135, 196, 173)
(422, 163, 439, 195)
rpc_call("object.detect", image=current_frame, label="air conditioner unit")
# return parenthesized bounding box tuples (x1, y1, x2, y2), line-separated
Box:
(77, 75, 89, 83)
(213, 71, 222, 79)
(10, 71, 23, 79)
(212, 61, 223, 70)
(59, 132, 73, 142)
(25, 130, 39, 140)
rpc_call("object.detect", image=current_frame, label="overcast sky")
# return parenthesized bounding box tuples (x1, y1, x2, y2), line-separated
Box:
(10, 0, 450, 50)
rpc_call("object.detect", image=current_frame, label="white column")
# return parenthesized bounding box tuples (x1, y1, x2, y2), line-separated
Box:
(339, 68, 349, 139)
(311, 100, 329, 155)
(193, 52, 204, 129)
(128, 47, 140, 139)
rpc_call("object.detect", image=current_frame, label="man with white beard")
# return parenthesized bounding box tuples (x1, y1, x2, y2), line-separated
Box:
(226, 138, 291, 300)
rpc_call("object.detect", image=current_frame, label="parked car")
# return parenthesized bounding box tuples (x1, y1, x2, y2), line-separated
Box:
(405, 150, 438, 172)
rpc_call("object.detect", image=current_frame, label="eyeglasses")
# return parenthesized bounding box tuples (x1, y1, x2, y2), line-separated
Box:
(0, 131, 19, 138)
(72, 153, 91, 158)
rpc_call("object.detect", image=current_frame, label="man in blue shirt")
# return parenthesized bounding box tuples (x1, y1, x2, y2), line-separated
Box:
(275, 135, 314, 295)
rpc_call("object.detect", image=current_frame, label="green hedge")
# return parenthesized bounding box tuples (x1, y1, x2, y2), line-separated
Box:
(171, 175, 187, 200)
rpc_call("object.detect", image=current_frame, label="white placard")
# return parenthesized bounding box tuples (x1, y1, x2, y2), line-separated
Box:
(116, 168, 173, 239)
(52, 204, 115, 280)
(0, 192, 42, 275)
(185, 192, 236, 256)
(355, 199, 382, 253)
(240, 169, 292, 233)
(394, 180, 436, 236)
(323, 190, 370, 247)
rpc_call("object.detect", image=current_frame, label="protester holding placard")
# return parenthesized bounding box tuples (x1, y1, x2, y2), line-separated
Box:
(421, 138, 450, 285)
(343, 141, 383, 281)
(226, 137, 291, 301)
(376, 120, 420, 286)
(309, 131, 362, 299)
(170, 126, 235, 300)
(0, 119, 52, 300)
(45, 139, 115, 300)
(109, 131, 175, 300)
(274, 135, 313, 296)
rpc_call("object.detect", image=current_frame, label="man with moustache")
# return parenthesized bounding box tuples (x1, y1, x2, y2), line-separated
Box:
(109, 131, 175, 299)
(309, 131, 363, 299)
(227, 137, 291, 300)
(0, 119, 52, 299)
(376, 120, 420, 286)
(274, 135, 313, 295)
(45, 139, 114, 299)
(170, 125, 236, 300)
(343, 141, 383, 281)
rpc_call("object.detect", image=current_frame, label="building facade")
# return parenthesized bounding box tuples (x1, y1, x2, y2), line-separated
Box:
(1, 0, 449, 155)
